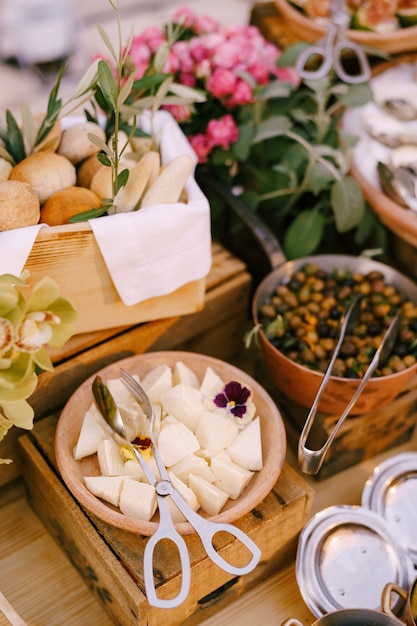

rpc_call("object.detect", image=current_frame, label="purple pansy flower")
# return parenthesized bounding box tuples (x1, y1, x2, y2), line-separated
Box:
(213, 380, 251, 419)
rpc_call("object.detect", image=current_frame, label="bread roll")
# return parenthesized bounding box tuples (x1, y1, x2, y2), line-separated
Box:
(57, 121, 106, 164)
(77, 154, 102, 189)
(0, 180, 40, 231)
(40, 186, 101, 225)
(9, 152, 76, 204)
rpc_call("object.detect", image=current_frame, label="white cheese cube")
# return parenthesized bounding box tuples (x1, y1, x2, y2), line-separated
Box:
(211, 457, 254, 500)
(84, 475, 124, 507)
(107, 374, 140, 404)
(189, 474, 229, 516)
(123, 459, 145, 480)
(200, 366, 224, 398)
(157, 422, 200, 467)
(74, 404, 108, 460)
(160, 383, 203, 432)
(97, 439, 126, 476)
(119, 402, 148, 442)
(195, 410, 238, 450)
(227, 416, 263, 471)
(119, 479, 157, 521)
(165, 472, 200, 523)
(172, 361, 200, 389)
(169, 453, 215, 484)
(159, 415, 179, 430)
(141, 365, 172, 402)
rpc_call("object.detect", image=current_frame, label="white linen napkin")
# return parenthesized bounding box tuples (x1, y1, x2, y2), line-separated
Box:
(0, 224, 47, 275)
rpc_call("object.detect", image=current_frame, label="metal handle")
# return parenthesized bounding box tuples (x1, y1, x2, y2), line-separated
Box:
(143, 492, 191, 609)
(170, 490, 261, 576)
(298, 306, 400, 475)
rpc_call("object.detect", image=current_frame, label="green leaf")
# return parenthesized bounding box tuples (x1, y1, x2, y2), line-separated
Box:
(117, 72, 135, 108)
(330, 176, 365, 232)
(168, 82, 206, 102)
(97, 23, 118, 63)
(97, 60, 118, 109)
(71, 58, 100, 99)
(284, 209, 325, 258)
(306, 161, 336, 194)
(256, 81, 293, 101)
(97, 152, 111, 167)
(277, 43, 309, 67)
(5, 110, 26, 162)
(87, 132, 111, 156)
(69, 207, 109, 222)
(339, 82, 373, 108)
(232, 124, 256, 162)
(252, 116, 292, 144)
(117, 167, 129, 190)
(153, 41, 170, 74)
(20, 102, 36, 153)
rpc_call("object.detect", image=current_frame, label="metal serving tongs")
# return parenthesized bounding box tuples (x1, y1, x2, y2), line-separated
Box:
(92, 372, 261, 609)
(298, 295, 401, 475)
(295, 0, 371, 84)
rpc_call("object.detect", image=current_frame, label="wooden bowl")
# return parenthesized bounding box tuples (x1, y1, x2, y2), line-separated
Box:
(275, 0, 417, 54)
(252, 254, 417, 416)
(55, 351, 286, 536)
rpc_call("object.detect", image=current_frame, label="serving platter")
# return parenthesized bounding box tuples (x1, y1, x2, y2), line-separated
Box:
(55, 351, 286, 536)
(344, 55, 417, 247)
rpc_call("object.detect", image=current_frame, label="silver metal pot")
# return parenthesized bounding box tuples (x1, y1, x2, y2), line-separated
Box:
(282, 608, 404, 625)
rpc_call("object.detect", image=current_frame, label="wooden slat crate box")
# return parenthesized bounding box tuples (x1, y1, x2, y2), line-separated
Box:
(0, 242, 252, 487)
(19, 415, 314, 626)
(273, 377, 417, 480)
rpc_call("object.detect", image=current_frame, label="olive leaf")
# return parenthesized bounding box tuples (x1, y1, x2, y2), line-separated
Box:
(330, 176, 365, 232)
(97, 60, 118, 109)
(284, 209, 326, 258)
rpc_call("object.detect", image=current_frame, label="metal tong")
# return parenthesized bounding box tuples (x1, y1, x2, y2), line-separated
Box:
(298, 295, 401, 475)
(295, 0, 371, 84)
(93, 371, 261, 609)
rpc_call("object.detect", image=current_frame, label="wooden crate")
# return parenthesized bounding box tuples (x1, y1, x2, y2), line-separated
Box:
(0, 242, 252, 486)
(19, 415, 314, 626)
(274, 377, 417, 480)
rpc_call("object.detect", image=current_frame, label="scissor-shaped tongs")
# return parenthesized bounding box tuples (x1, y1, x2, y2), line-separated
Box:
(298, 294, 400, 475)
(295, 0, 371, 84)
(97, 371, 262, 609)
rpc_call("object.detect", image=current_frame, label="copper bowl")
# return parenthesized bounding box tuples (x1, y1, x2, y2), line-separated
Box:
(252, 254, 417, 416)
(275, 0, 417, 54)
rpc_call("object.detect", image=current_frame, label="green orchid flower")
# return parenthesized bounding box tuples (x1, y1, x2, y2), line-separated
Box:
(0, 272, 78, 463)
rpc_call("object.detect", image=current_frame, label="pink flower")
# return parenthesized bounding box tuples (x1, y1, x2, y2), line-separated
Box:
(206, 115, 239, 150)
(164, 104, 193, 123)
(275, 66, 301, 88)
(207, 67, 237, 99)
(225, 79, 254, 107)
(212, 40, 242, 69)
(140, 26, 166, 53)
(172, 7, 197, 29)
(194, 14, 219, 34)
(189, 133, 211, 163)
(179, 72, 197, 87)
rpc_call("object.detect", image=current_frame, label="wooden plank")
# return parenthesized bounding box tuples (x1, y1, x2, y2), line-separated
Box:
(19, 415, 314, 626)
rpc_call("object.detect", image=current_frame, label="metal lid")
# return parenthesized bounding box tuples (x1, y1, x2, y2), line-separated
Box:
(362, 452, 417, 566)
(296, 504, 415, 618)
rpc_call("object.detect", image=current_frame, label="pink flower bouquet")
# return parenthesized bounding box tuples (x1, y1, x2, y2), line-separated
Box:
(127, 7, 299, 164)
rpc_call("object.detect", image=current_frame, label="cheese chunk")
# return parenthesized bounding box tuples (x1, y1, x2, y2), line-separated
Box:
(84, 475, 124, 507)
(123, 459, 145, 480)
(119, 479, 157, 521)
(97, 439, 125, 476)
(141, 364, 172, 402)
(200, 366, 224, 398)
(195, 411, 238, 450)
(165, 472, 199, 523)
(160, 383, 203, 432)
(157, 422, 200, 467)
(169, 453, 215, 484)
(189, 474, 229, 516)
(211, 456, 254, 499)
(74, 404, 107, 460)
(227, 416, 263, 471)
(172, 361, 200, 389)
